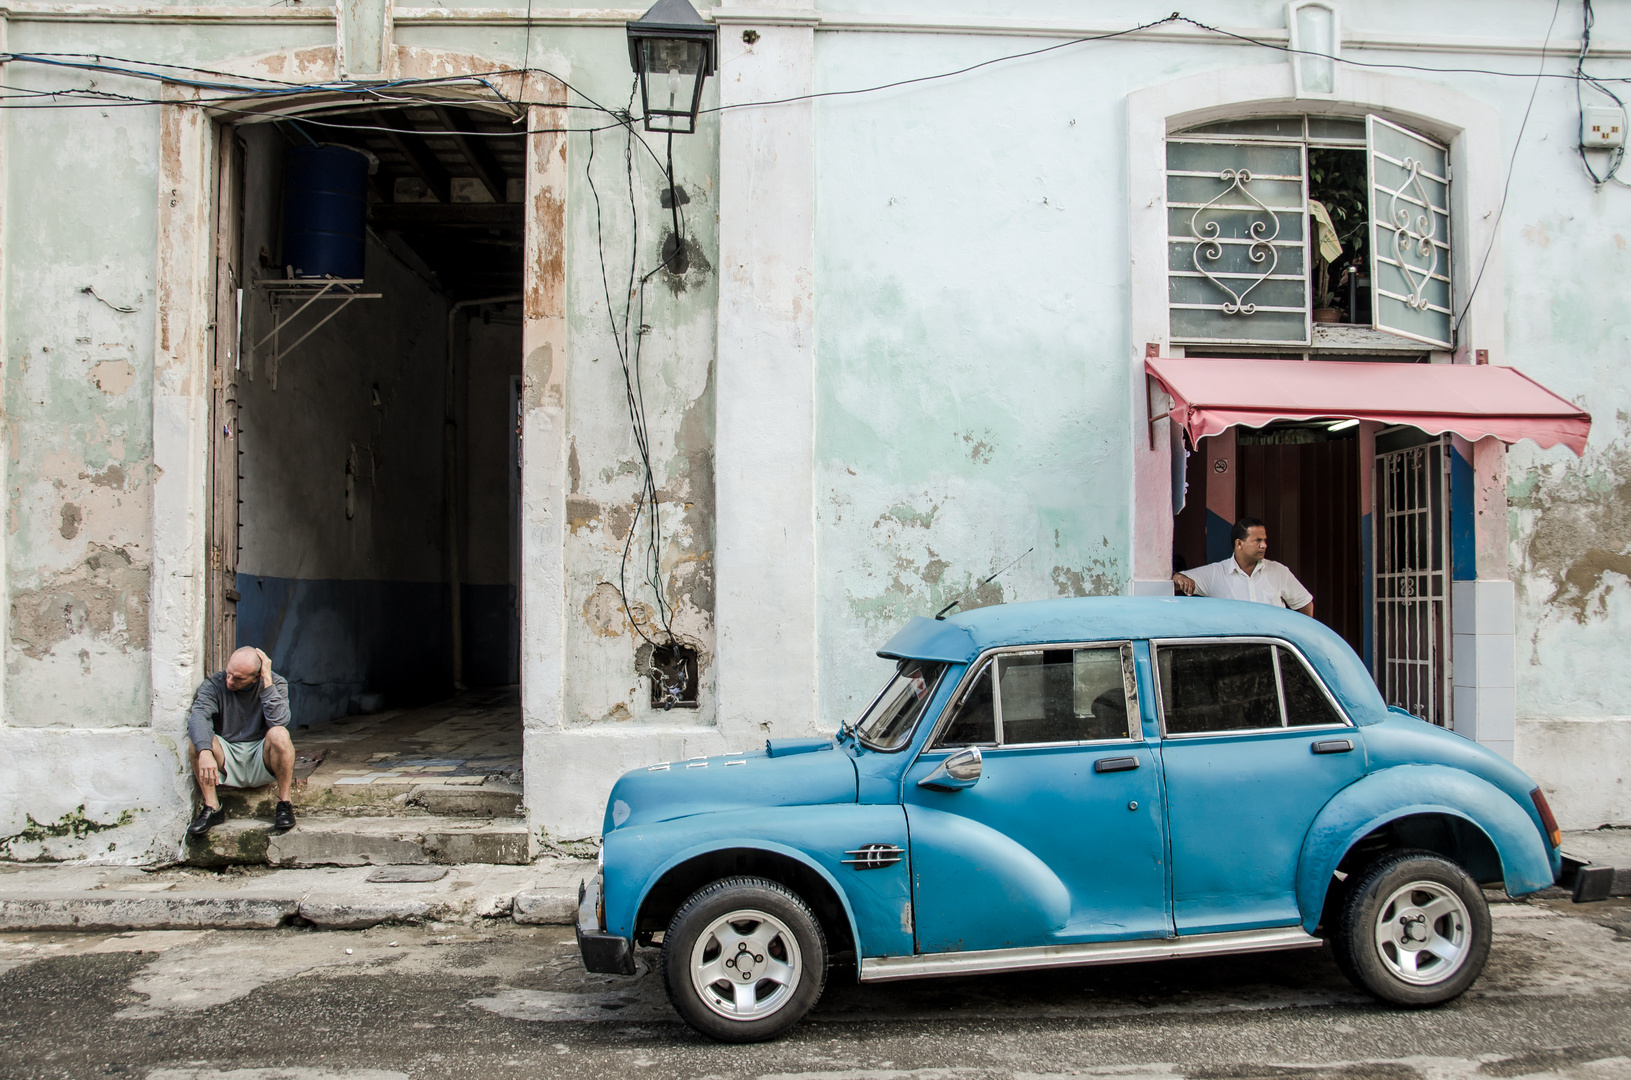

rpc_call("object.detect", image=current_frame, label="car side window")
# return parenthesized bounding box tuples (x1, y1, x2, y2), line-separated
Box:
(1278, 647, 1344, 726)
(998, 647, 1136, 744)
(935, 662, 996, 747)
(1158, 643, 1280, 734)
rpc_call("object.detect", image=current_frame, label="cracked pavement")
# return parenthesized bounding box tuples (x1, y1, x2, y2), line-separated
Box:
(1, 894, 1628, 1079)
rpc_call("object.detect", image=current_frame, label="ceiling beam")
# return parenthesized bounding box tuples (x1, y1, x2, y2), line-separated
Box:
(369, 203, 523, 228)
(372, 110, 450, 203)
(433, 105, 508, 204)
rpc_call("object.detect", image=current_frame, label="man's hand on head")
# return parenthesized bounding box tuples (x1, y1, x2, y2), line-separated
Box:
(255, 648, 272, 687)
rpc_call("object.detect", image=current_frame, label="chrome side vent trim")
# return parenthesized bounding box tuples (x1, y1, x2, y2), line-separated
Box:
(842, 843, 904, 870)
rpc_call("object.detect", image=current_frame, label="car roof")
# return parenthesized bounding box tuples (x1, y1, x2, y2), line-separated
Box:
(877, 595, 1334, 661)
(877, 596, 1387, 721)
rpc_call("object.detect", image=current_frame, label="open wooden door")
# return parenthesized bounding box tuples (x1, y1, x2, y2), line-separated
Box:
(207, 125, 245, 673)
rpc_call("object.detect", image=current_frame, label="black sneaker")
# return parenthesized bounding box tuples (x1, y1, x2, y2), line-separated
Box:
(272, 800, 296, 831)
(187, 805, 225, 838)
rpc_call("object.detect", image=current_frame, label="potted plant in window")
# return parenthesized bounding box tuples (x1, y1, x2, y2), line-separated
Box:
(1310, 199, 1344, 323)
(1310, 148, 1369, 324)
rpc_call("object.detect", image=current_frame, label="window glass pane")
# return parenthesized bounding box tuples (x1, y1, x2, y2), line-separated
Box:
(1073, 647, 1137, 741)
(1170, 307, 1308, 343)
(1166, 140, 1303, 179)
(1159, 643, 1282, 734)
(1306, 116, 1366, 143)
(936, 663, 995, 747)
(1175, 117, 1305, 139)
(1279, 647, 1344, 726)
(994, 649, 1136, 745)
(856, 660, 945, 750)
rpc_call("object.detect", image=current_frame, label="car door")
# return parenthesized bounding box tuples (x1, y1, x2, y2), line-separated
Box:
(1154, 637, 1365, 935)
(903, 643, 1170, 954)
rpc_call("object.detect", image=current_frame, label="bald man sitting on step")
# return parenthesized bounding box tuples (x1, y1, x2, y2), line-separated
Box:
(185, 646, 297, 838)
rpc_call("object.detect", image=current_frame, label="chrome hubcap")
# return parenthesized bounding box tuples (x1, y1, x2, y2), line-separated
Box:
(690, 909, 802, 1022)
(1373, 880, 1471, 986)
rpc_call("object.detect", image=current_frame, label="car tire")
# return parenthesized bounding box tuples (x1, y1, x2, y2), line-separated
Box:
(661, 876, 828, 1042)
(1334, 849, 1491, 1007)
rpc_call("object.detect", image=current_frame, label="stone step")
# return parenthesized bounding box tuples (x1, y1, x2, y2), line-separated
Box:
(188, 814, 530, 868)
(217, 779, 523, 819)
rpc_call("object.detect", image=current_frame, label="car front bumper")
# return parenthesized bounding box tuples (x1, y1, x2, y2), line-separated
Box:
(576, 875, 636, 975)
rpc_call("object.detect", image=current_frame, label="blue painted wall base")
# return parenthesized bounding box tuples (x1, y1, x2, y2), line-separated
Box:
(235, 574, 518, 726)
(1205, 509, 1232, 566)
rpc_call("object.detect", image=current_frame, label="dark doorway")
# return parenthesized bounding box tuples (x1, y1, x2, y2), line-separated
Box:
(1173, 423, 1363, 656)
(1236, 426, 1362, 654)
(213, 104, 525, 729)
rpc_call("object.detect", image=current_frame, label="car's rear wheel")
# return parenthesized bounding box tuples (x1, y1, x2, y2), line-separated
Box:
(661, 876, 827, 1042)
(1334, 849, 1491, 1007)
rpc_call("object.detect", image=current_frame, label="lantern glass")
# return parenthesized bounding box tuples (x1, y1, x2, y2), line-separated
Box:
(639, 38, 707, 133)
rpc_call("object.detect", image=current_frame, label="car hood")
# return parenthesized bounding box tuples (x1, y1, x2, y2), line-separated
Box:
(601, 740, 858, 833)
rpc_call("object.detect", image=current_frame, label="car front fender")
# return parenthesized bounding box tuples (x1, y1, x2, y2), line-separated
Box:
(603, 803, 914, 959)
(1295, 764, 1553, 932)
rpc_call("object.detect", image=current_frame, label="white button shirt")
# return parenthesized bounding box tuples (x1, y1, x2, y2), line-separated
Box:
(1186, 557, 1313, 610)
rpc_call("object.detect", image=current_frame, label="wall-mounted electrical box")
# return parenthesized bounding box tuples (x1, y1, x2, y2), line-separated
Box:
(1584, 106, 1625, 149)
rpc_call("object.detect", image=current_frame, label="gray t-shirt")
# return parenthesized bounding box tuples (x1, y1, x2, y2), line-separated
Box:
(186, 671, 291, 751)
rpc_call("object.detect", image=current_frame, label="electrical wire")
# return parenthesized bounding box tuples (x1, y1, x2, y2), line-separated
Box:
(1573, 0, 1628, 188)
(587, 79, 686, 648)
(1452, 0, 1564, 346)
(698, 12, 1187, 114)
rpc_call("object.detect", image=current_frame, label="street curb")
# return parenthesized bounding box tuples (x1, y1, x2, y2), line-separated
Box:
(514, 889, 578, 925)
(0, 896, 297, 932)
(0, 884, 584, 933)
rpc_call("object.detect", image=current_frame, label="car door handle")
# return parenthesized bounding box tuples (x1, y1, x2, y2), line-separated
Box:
(1093, 756, 1140, 773)
(1312, 739, 1354, 754)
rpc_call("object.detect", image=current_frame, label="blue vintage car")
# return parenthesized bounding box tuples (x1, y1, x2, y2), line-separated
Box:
(576, 597, 1571, 1042)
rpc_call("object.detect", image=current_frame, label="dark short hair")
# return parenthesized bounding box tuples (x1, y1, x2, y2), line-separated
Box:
(1231, 517, 1266, 545)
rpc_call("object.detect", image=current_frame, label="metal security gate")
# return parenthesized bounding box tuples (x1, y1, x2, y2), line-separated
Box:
(1374, 437, 1451, 725)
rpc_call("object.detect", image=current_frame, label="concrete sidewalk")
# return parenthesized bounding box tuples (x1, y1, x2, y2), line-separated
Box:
(0, 856, 591, 932)
(2, 829, 1626, 936)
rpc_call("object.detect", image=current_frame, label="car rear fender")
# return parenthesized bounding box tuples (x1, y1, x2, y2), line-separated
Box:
(1295, 764, 1553, 932)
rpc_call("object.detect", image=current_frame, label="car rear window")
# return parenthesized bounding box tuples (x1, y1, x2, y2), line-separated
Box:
(1157, 641, 1346, 734)
(1158, 643, 1280, 734)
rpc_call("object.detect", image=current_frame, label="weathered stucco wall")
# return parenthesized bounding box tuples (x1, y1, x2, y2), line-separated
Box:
(810, 28, 1162, 723)
(7, 1, 1631, 861)
(1500, 84, 1631, 825)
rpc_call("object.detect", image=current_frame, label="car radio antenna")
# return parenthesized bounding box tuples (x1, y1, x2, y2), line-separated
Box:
(934, 547, 1034, 620)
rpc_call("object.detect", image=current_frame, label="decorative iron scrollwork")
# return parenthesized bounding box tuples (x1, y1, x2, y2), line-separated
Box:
(1190, 168, 1281, 316)
(1388, 157, 1439, 311)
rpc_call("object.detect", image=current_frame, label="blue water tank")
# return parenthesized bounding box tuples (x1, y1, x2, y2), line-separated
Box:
(281, 145, 369, 280)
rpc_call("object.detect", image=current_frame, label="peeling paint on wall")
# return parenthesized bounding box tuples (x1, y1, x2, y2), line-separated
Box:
(9, 543, 150, 661)
(1512, 442, 1631, 628)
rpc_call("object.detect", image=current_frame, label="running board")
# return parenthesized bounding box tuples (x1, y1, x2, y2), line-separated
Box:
(858, 926, 1321, 983)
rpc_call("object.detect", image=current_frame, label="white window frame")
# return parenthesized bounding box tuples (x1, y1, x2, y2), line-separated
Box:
(1127, 65, 1506, 595)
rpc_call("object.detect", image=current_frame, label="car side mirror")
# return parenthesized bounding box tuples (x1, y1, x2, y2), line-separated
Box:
(917, 746, 983, 791)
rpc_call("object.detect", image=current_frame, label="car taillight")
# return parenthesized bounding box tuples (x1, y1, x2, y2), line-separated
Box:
(1530, 787, 1561, 849)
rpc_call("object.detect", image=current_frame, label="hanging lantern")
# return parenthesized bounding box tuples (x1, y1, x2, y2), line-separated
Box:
(626, 0, 718, 134)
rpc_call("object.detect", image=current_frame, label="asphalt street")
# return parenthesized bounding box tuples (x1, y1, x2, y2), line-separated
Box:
(1, 893, 1628, 1080)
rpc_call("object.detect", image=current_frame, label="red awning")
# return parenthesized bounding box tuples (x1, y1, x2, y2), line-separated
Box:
(1144, 356, 1591, 457)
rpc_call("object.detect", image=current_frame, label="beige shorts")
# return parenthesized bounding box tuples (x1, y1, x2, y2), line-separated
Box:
(216, 737, 275, 790)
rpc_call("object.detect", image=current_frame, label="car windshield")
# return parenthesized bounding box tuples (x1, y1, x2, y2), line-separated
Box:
(855, 660, 947, 750)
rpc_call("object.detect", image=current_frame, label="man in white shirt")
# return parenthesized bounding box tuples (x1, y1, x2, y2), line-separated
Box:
(1172, 517, 1314, 615)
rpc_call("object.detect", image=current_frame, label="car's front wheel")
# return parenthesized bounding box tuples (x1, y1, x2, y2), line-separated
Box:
(1334, 849, 1491, 1007)
(661, 876, 827, 1042)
